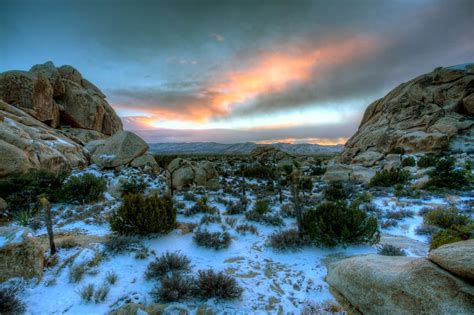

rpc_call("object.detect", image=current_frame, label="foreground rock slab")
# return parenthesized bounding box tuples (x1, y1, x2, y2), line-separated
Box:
(429, 239, 474, 282)
(326, 254, 474, 314)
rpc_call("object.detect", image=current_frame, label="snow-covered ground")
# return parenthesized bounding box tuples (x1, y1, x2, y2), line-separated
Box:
(4, 164, 473, 314)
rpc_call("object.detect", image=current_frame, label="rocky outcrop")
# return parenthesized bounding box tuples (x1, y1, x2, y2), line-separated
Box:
(340, 64, 474, 163)
(322, 163, 375, 184)
(428, 239, 474, 281)
(89, 131, 148, 169)
(130, 153, 160, 174)
(0, 226, 45, 281)
(0, 100, 87, 176)
(250, 146, 293, 162)
(167, 158, 219, 190)
(0, 61, 122, 135)
(326, 254, 474, 314)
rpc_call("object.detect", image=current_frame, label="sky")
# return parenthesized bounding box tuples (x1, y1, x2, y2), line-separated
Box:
(1, 0, 473, 144)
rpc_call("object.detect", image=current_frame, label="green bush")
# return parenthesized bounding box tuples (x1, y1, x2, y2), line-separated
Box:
(253, 199, 270, 215)
(299, 177, 313, 192)
(417, 154, 438, 168)
(120, 176, 147, 196)
(390, 147, 406, 155)
(323, 181, 351, 201)
(430, 224, 473, 250)
(301, 202, 380, 247)
(109, 193, 176, 235)
(61, 173, 107, 204)
(0, 169, 67, 215)
(185, 196, 217, 216)
(426, 157, 469, 190)
(369, 168, 410, 187)
(241, 164, 275, 179)
(401, 156, 415, 167)
(424, 208, 471, 229)
(194, 269, 243, 299)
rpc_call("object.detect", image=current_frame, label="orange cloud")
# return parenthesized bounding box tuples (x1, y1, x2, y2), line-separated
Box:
(115, 35, 377, 130)
(256, 137, 347, 146)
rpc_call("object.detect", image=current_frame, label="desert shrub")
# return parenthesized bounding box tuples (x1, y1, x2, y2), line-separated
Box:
(193, 230, 231, 249)
(0, 287, 26, 315)
(253, 199, 270, 215)
(104, 235, 140, 255)
(57, 236, 79, 249)
(245, 210, 283, 226)
(109, 193, 176, 235)
(224, 217, 237, 227)
(426, 157, 469, 190)
(120, 176, 147, 196)
(105, 271, 118, 285)
(0, 169, 67, 216)
(235, 223, 258, 235)
(423, 207, 470, 229)
(13, 210, 33, 227)
(183, 192, 197, 201)
(415, 224, 440, 236)
(280, 203, 295, 217)
(186, 196, 217, 216)
(301, 202, 380, 247)
(354, 192, 373, 205)
(69, 264, 87, 283)
(323, 181, 353, 202)
(385, 209, 415, 220)
(225, 200, 246, 215)
(151, 273, 195, 302)
(369, 168, 410, 187)
(380, 218, 398, 229)
(417, 154, 438, 168)
(134, 246, 149, 259)
(377, 244, 406, 256)
(61, 173, 106, 204)
(307, 165, 326, 176)
(200, 214, 222, 225)
(195, 269, 243, 299)
(93, 284, 110, 303)
(268, 229, 308, 251)
(390, 147, 406, 155)
(430, 224, 473, 250)
(76, 284, 95, 302)
(299, 177, 313, 192)
(401, 156, 416, 167)
(145, 251, 191, 280)
(242, 164, 275, 179)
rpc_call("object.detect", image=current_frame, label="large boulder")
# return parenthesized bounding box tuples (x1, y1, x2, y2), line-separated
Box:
(250, 146, 293, 162)
(322, 163, 375, 184)
(340, 64, 474, 163)
(351, 150, 383, 166)
(130, 153, 160, 174)
(167, 158, 219, 190)
(326, 254, 474, 314)
(0, 61, 123, 135)
(91, 131, 148, 168)
(0, 100, 88, 177)
(0, 226, 45, 281)
(428, 240, 474, 281)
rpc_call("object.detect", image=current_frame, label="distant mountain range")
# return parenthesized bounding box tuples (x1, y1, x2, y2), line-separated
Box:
(149, 142, 344, 155)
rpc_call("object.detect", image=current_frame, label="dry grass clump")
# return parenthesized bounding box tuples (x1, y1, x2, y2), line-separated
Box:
(145, 251, 191, 280)
(193, 230, 231, 249)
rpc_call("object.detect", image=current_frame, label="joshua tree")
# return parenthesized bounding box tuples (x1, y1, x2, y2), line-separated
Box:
(39, 195, 56, 255)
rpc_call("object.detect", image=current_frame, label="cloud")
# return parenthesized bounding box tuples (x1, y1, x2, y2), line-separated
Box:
(209, 33, 225, 42)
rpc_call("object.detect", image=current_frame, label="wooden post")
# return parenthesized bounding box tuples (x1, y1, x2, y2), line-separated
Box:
(39, 195, 56, 256)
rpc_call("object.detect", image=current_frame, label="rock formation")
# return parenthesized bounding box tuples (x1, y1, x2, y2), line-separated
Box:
(327, 240, 474, 314)
(0, 62, 157, 177)
(167, 158, 219, 190)
(0, 61, 122, 134)
(339, 64, 474, 163)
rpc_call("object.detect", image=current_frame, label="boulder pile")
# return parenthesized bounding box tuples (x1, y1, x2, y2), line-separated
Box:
(339, 64, 474, 164)
(0, 62, 158, 177)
